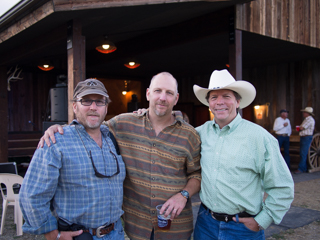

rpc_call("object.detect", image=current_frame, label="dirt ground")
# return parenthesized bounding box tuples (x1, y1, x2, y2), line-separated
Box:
(1, 179, 320, 239)
(266, 178, 320, 240)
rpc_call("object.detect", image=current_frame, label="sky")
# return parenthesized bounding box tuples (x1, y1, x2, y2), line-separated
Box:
(0, 0, 21, 16)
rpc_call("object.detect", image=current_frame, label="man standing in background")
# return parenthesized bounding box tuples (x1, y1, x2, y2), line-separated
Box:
(273, 109, 292, 169)
(295, 107, 315, 174)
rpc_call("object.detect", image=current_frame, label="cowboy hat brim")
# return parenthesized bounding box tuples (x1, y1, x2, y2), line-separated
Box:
(300, 109, 315, 116)
(193, 81, 256, 109)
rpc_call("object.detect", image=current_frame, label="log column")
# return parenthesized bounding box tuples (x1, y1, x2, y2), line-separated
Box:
(229, 12, 242, 80)
(67, 20, 86, 123)
(0, 66, 8, 163)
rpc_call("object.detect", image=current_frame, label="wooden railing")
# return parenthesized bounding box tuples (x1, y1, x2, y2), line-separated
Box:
(8, 132, 42, 158)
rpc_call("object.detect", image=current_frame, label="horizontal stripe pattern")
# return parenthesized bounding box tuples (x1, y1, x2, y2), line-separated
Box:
(106, 110, 201, 240)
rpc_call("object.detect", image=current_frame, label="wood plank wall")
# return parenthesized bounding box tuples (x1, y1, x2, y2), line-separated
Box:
(7, 71, 143, 132)
(236, 0, 320, 49)
(243, 59, 320, 133)
(7, 71, 57, 132)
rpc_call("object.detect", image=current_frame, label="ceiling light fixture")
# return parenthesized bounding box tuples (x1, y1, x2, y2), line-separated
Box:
(38, 60, 54, 71)
(124, 60, 140, 69)
(96, 36, 117, 54)
(122, 80, 129, 95)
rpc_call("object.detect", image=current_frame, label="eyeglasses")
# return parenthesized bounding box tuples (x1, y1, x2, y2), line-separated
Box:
(89, 150, 120, 178)
(76, 99, 108, 106)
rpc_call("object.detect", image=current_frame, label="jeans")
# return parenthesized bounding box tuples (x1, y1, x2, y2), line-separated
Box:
(92, 218, 125, 240)
(277, 135, 290, 169)
(298, 135, 313, 172)
(194, 204, 265, 240)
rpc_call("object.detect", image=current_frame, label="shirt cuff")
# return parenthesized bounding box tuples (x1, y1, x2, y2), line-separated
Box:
(22, 214, 58, 235)
(254, 209, 274, 230)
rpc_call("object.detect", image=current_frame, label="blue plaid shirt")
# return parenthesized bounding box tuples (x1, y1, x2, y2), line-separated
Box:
(19, 120, 126, 235)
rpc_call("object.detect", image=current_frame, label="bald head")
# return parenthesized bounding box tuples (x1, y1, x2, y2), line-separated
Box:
(149, 72, 179, 94)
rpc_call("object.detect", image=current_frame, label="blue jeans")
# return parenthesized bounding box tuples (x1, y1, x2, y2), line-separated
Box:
(276, 135, 290, 169)
(194, 204, 265, 240)
(298, 136, 313, 172)
(92, 218, 125, 240)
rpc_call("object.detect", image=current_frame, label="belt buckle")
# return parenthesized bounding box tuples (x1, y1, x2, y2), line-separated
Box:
(210, 211, 216, 220)
(96, 224, 108, 238)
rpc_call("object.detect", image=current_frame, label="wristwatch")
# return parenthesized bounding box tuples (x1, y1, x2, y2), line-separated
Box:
(180, 190, 189, 200)
(56, 231, 61, 240)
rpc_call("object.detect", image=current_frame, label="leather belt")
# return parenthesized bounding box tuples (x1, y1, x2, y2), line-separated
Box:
(83, 223, 114, 237)
(276, 134, 288, 137)
(201, 203, 254, 222)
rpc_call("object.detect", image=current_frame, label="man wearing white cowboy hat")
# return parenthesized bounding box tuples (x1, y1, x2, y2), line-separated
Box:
(294, 107, 315, 174)
(193, 69, 294, 240)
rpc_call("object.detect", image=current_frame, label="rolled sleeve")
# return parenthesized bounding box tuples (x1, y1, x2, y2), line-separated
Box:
(20, 144, 61, 234)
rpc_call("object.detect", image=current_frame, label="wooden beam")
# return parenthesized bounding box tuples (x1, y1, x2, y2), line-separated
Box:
(229, 13, 242, 80)
(67, 20, 86, 123)
(0, 1, 54, 44)
(0, 66, 8, 163)
(53, 0, 228, 11)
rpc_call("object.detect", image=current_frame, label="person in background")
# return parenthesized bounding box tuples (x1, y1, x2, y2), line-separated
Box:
(193, 69, 294, 240)
(273, 109, 292, 169)
(38, 72, 201, 240)
(294, 107, 315, 174)
(20, 79, 126, 240)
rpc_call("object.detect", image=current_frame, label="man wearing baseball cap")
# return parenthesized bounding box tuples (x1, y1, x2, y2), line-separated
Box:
(193, 70, 294, 240)
(273, 109, 292, 169)
(295, 107, 315, 174)
(20, 79, 126, 240)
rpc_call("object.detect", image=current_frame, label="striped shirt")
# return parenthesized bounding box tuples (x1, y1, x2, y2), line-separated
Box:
(299, 115, 315, 136)
(106, 110, 201, 240)
(19, 121, 126, 234)
(196, 114, 294, 229)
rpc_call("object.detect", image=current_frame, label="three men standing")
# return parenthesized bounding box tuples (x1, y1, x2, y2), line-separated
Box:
(273, 109, 292, 169)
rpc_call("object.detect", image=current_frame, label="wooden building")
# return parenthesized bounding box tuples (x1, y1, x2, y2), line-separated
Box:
(0, 0, 319, 163)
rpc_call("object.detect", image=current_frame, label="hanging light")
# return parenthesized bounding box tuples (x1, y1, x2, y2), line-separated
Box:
(122, 80, 128, 95)
(124, 60, 140, 69)
(96, 36, 117, 54)
(38, 59, 54, 71)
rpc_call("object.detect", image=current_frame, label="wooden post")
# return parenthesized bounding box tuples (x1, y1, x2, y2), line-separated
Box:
(0, 66, 8, 163)
(67, 20, 86, 123)
(229, 12, 243, 115)
(229, 29, 242, 79)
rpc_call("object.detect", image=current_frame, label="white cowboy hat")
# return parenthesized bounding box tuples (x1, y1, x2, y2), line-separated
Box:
(193, 69, 256, 109)
(301, 107, 314, 116)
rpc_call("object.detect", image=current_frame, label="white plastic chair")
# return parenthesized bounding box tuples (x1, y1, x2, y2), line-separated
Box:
(0, 173, 24, 236)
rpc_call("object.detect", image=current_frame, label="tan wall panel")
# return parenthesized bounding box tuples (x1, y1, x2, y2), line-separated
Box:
(236, 0, 320, 49)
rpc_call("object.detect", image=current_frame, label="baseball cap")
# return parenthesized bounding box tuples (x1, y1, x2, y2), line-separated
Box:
(280, 109, 289, 113)
(73, 79, 109, 100)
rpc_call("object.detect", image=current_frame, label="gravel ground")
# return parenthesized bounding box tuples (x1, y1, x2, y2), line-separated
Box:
(1, 178, 319, 239)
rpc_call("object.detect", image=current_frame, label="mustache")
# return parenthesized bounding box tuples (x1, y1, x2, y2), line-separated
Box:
(156, 100, 168, 106)
(87, 112, 100, 117)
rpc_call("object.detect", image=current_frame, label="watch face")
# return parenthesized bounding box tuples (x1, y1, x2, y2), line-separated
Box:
(181, 190, 189, 198)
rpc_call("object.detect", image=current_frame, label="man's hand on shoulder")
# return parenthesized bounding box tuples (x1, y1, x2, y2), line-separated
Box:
(133, 108, 148, 115)
(37, 124, 64, 149)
